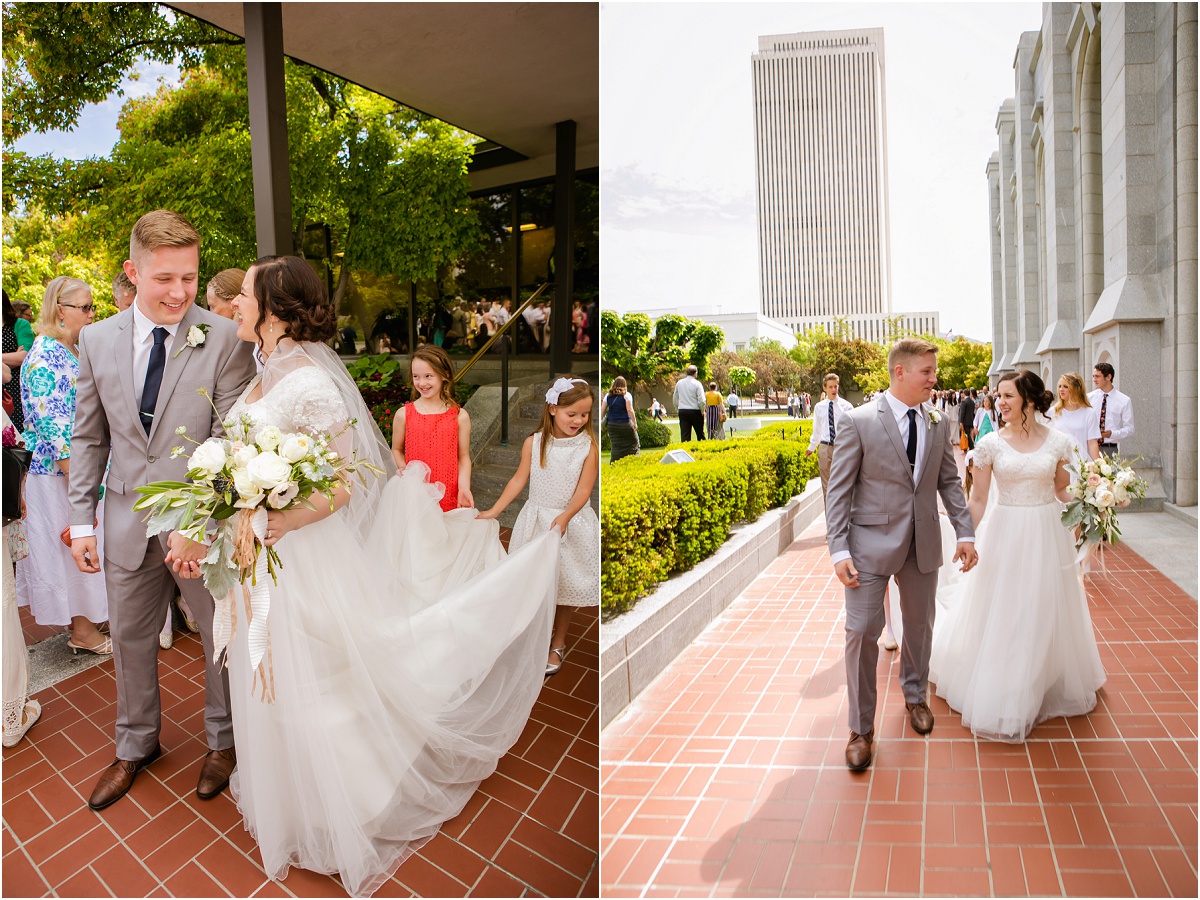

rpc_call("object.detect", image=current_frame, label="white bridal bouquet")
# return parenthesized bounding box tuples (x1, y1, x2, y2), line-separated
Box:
(133, 389, 383, 601)
(1060, 454, 1149, 558)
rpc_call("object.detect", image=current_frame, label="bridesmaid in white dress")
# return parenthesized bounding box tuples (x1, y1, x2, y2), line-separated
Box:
(930, 369, 1105, 743)
(215, 257, 559, 897)
(1047, 371, 1101, 464)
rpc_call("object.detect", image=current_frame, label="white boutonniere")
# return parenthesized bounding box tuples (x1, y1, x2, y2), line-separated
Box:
(173, 324, 211, 358)
(926, 408, 942, 429)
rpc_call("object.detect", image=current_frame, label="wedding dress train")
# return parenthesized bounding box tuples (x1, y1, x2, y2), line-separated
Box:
(222, 346, 558, 896)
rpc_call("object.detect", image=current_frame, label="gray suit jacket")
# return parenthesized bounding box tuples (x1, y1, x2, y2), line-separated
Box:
(825, 394, 974, 575)
(68, 304, 257, 571)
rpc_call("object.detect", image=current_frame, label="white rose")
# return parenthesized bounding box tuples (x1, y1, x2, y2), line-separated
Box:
(187, 325, 206, 346)
(1114, 485, 1129, 504)
(1100, 461, 1113, 477)
(189, 440, 227, 478)
(232, 469, 264, 507)
(1095, 488, 1116, 508)
(256, 426, 283, 452)
(1066, 483, 1083, 498)
(231, 444, 259, 470)
(1098, 478, 1113, 493)
(267, 481, 300, 510)
(1114, 469, 1132, 486)
(246, 450, 292, 490)
(279, 433, 313, 463)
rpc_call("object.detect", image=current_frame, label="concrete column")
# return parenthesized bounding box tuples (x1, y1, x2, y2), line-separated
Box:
(1172, 1, 1197, 505)
(996, 102, 1019, 374)
(986, 154, 1005, 385)
(244, 2, 293, 257)
(551, 119, 576, 376)
(1011, 32, 1044, 369)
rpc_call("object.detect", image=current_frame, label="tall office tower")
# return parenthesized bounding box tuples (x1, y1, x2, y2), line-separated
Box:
(752, 28, 893, 326)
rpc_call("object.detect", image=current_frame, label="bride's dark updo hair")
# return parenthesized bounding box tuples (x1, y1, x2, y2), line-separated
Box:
(997, 369, 1054, 431)
(250, 255, 337, 344)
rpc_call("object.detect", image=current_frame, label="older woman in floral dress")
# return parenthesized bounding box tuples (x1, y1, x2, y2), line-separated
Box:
(17, 277, 110, 655)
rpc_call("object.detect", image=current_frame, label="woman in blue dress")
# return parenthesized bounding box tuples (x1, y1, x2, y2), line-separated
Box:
(17, 277, 110, 654)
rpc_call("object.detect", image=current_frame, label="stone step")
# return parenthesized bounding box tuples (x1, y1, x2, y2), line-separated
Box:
(472, 463, 529, 528)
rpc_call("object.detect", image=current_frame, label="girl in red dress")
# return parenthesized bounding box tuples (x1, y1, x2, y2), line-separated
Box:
(390, 346, 473, 511)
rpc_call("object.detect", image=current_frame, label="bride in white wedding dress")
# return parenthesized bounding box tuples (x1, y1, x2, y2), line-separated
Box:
(217, 257, 558, 896)
(929, 370, 1105, 744)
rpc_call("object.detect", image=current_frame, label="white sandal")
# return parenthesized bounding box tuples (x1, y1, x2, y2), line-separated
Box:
(545, 646, 567, 677)
(3, 700, 42, 748)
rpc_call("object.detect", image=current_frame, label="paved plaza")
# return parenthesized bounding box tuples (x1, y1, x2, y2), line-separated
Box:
(602, 514, 1197, 897)
(3, 575, 599, 897)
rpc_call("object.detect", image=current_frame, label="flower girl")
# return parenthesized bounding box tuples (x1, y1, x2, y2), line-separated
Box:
(479, 377, 599, 675)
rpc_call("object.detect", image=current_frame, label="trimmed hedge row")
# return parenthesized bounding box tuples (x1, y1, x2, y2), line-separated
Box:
(601, 419, 819, 617)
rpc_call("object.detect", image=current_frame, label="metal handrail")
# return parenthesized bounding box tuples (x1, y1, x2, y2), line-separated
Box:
(456, 282, 553, 381)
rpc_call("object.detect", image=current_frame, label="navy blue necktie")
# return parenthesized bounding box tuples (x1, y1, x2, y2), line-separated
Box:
(828, 403, 835, 443)
(906, 409, 917, 470)
(140, 327, 168, 435)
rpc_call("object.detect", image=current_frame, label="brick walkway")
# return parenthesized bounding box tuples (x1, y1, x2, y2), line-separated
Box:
(3, 603, 598, 897)
(601, 515, 1197, 897)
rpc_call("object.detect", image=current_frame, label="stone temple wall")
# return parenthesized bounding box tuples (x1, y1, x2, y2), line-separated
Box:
(987, 2, 1197, 506)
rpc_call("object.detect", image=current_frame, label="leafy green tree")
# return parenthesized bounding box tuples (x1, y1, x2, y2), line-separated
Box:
(2, 1, 241, 144)
(3, 4, 482, 341)
(1, 207, 117, 318)
(600, 311, 725, 393)
(788, 328, 886, 398)
(936, 336, 992, 389)
(744, 338, 802, 409)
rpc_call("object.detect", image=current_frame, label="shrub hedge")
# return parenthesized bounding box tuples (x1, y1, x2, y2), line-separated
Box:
(601, 418, 819, 617)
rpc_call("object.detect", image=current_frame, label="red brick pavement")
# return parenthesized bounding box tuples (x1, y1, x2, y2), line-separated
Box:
(601, 514, 1197, 897)
(3, 604, 598, 897)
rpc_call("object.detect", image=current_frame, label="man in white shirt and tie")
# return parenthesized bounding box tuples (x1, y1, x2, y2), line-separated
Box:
(1089, 362, 1134, 457)
(807, 373, 856, 505)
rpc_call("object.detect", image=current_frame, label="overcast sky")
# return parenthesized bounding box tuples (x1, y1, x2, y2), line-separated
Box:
(600, 1, 1043, 341)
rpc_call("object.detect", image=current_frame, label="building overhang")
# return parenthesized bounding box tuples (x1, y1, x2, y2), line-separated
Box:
(168, 2, 598, 191)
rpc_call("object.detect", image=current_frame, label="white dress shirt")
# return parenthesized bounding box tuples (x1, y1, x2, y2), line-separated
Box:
(1087, 388, 1134, 444)
(807, 396, 855, 452)
(1048, 405, 1102, 461)
(131, 303, 181, 409)
(883, 390, 929, 484)
(672, 375, 706, 411)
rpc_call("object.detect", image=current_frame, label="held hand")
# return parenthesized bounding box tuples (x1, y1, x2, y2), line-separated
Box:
(805, 449, 814, 458)
(476, 508, 498, 521)
(71, 536, 102, 574)
(953, 542, 978, 573)
(1100, 428, 1112, 441)
(834, 559, 859, 589)
(165, 530, 208, 578)
(263, 510, 294, 547)
(457, 486, 474, 509)
(551, 512, 572, 536)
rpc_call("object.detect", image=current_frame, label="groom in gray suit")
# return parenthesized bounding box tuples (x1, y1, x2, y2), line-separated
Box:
(825, 338, 976, 770)
(69, 210, 257, 809)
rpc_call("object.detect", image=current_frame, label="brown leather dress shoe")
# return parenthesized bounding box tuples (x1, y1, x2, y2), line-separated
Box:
(87, 745, 161, 811)
(906, 700, 934, 735)
(845, 730, 874, 770)
(197, 747, 236, 800)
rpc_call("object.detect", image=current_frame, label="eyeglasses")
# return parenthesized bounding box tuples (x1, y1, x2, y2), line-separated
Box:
(59, 303, 96, 314)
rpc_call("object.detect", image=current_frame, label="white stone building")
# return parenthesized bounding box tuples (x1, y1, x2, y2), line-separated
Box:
(751, 28, 939, 343)
(986, 2, 1196, 507)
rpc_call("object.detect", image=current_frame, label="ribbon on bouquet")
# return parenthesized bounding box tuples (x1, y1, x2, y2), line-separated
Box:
(210, 506, 276, 703)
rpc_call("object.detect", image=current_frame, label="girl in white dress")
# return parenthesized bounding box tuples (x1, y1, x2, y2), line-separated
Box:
(930, 369, 1105, 743)
(480, 377, 600, 676)
(1047, 371, 1101, 464)
(219, 257, 559, 897)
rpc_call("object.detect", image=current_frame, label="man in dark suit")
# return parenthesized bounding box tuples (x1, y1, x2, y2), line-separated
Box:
(958, 389, 977, 451)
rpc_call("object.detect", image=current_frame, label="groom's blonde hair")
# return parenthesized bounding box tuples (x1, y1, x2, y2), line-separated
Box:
(130, 210, 200, 263)
(888, 337, 939, 377)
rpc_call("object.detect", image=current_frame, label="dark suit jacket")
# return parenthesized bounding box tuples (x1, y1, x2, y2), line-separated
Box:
(958, 396, 977, 428)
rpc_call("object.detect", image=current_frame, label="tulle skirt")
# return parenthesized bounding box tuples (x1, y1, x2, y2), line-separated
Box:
(929, 500, 1105, 743)
(226, 464, 559, 897)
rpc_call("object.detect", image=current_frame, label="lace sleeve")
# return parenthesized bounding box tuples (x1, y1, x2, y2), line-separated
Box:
(973, 433, 998, 468)
(1053, 428, 1074, 465)
(285, 367, 350, 435)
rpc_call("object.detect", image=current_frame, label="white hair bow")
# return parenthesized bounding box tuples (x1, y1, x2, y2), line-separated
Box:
(545, 377, 589, 406)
